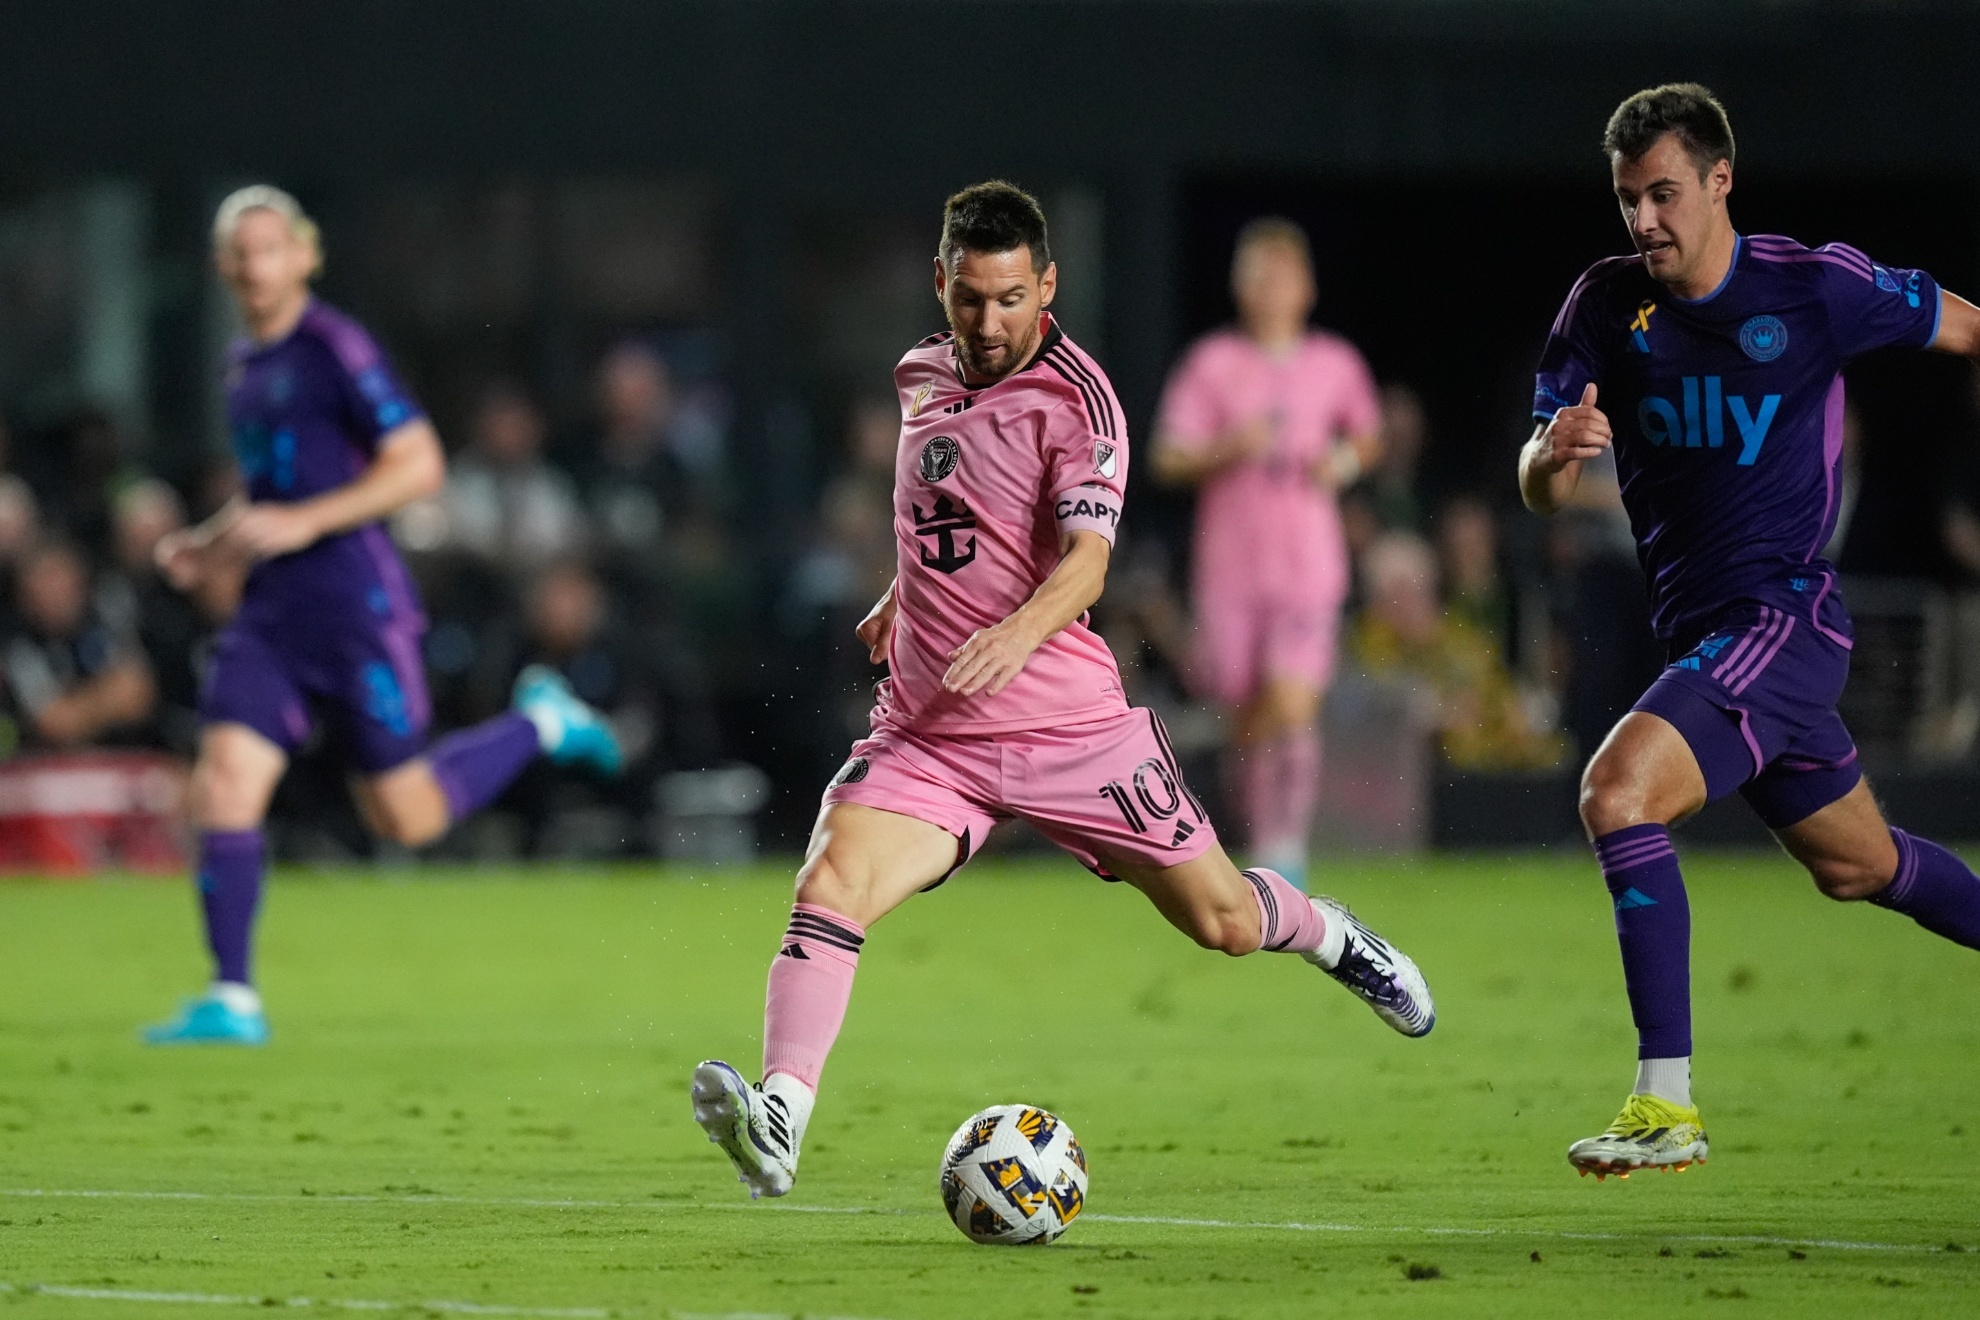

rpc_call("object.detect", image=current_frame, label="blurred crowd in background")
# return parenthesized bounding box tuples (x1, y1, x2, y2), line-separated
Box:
(2, 188, 1978, 861)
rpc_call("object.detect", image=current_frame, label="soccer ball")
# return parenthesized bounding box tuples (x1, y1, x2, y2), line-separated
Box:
(938, 1104, 1088, 1245)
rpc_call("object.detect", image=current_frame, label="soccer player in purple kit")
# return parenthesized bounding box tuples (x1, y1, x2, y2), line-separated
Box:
(141, 187, 622, 1045)
(1523, 85, 1980, 1176)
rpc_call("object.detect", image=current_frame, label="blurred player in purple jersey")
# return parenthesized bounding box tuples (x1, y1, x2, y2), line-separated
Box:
(142, 187, 622, 1045)
(1522, 86, 1980, 1176)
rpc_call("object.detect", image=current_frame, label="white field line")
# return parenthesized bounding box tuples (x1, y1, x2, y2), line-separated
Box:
(0, 1282, 606, 1316)
(0, 1282, 883, 1320)
(1, 1185, 1954, 1256)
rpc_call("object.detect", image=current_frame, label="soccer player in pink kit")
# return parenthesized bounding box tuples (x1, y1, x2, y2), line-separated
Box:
(691, 183, 1433, 1200)
(1153, 219, 1382, 888)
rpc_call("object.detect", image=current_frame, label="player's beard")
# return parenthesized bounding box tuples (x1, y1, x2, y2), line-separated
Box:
(954, 320, 1038, 384)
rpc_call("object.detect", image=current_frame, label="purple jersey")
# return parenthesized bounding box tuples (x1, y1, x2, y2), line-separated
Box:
(224, 299, 425, 629)
(1534, 234, 1942, 641)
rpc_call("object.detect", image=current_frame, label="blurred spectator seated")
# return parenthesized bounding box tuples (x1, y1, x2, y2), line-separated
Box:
(0, 473, 40, 573)
(0, 538, 183, 874)
(1435, 494, 1513, 661)
(416, 381, 586, 575)
(1351, 532, 1564, 773)
(1370, 384, 1428, 533)
(578, 340, 727, 578)
(1, 539, 156, 754)
(97, 478, 242, 758)
(488, 558, 658, 858)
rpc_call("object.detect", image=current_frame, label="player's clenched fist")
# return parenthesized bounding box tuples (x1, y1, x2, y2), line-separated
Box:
(1537, 382, 1612, 472)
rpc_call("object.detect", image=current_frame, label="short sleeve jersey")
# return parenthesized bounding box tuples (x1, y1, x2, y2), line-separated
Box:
(882, 314, 1131, 735)
(1157, 329, 1379, 606)
(1534, 235, 1942, 641)
(224, 300, 426, 629)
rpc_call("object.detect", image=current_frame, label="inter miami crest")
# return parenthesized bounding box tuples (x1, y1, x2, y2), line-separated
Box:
(911, 494, 978, 573)
(920, 435, 961, 482)
(831, 757, 871, 787)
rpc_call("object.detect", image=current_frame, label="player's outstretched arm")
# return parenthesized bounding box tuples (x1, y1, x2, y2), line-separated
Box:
(1929, 289, 1980, 361)
(1519, 383, 1611, 516)
(942, 530, 1111, 698)
(218, 419, 446, 561)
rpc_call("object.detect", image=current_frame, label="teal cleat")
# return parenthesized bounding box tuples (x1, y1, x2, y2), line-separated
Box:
(514, 665, 623, 775)
(141, 995, 270, 1046)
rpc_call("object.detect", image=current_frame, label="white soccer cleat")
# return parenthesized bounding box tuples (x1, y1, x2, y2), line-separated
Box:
(1305, 895, 1436, 1037)
(691, 1060, 810, 1199)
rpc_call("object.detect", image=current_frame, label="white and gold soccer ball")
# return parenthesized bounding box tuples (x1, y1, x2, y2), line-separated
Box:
(938, 1104, 1088, 1245)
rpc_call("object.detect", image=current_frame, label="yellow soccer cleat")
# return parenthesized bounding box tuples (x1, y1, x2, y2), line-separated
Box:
(1567, 1093, 1708, 1180)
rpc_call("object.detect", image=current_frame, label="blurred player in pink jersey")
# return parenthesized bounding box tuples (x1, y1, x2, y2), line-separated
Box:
(1154, 219, 1382, 888)
(690, 183, 1432, 1201)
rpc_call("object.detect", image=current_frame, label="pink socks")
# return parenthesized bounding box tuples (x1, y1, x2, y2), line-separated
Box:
(1238, 727, 1323, 867)
(762, 903, 865, 1092)
(1243, 867, 1327, 954)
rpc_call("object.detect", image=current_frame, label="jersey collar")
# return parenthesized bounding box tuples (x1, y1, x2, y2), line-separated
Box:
(1670, 234, 1742, 306)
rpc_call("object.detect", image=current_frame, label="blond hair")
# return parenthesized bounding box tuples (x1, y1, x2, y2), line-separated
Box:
(211, 185, 323, 272)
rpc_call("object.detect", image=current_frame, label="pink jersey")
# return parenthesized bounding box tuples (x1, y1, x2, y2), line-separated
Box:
(879, 314, 1130, 735)
(1157, 328, 1379, 605)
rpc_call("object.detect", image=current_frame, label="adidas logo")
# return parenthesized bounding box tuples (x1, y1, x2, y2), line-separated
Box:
(1170, 819, 1195, 848)
(762, 1093, 792, 1152)
(779, 943, 809, 960)
(1614, 888, 1659, 911)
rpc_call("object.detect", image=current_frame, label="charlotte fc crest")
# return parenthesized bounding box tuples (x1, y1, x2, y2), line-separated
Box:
(920, 435, 960, 482)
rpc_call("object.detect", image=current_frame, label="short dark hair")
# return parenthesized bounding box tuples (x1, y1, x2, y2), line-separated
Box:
(939, 180, 1050, 275)
(1603, 83, 1735, 177)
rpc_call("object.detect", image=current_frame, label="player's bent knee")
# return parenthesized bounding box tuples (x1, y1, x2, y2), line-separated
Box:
(1578, 754, 1653, 836)
(794, 854, 858, 912)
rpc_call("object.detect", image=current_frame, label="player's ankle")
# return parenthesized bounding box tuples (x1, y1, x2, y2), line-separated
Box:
(1632, 1056, 1692, 1109)
(208, 981, 262, 1015)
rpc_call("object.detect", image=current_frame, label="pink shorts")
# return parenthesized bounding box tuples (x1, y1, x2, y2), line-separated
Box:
(822, 708, 1219, 880)
(1192, 595, 1341, 707)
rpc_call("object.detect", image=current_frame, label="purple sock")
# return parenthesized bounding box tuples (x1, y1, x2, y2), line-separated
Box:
(1872, 829, 1980, 949)
(198, 829, 265, 985)
(427, 711, 542, 823)
(1593, 824, 1691, 1059)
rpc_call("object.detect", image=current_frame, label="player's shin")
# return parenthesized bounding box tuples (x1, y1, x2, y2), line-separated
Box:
(1872, 828, 1980, 949)
(763, 903, 865, 1097)
(199, 828, 266, 993)
(1240, 737, 1306, 885)
(1594, 824, 1692, 1105)
(427, 712, 541, 822)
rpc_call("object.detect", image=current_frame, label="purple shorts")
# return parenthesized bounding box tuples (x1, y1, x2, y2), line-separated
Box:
(201, 611, 431, 775)
(1633, 574, 1860, 830)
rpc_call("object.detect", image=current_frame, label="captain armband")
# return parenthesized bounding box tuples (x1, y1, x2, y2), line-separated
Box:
(1053, 483, 1123, 543)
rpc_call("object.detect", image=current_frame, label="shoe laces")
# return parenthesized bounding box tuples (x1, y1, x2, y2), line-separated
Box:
(1330, 934, 1401, 1003)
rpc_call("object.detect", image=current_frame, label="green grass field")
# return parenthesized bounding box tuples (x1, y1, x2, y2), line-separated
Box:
(3, 852, 1978, 1319)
